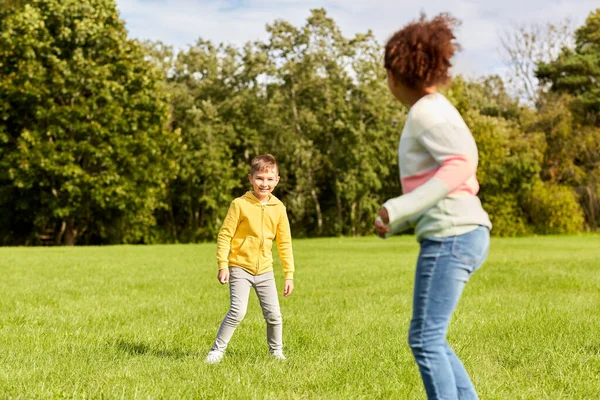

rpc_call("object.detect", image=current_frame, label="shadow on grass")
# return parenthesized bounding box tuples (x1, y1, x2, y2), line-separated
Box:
(110, 339, 193, 359)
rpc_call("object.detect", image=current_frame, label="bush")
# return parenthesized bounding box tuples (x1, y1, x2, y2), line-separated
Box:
(524, 182, 585, 234)
(482, 194, 530, 236)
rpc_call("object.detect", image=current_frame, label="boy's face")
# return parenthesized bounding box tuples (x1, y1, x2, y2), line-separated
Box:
(249, 168, 279, 202)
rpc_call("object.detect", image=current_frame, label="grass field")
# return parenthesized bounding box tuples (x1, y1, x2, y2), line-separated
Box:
(0, 235, 599, 399)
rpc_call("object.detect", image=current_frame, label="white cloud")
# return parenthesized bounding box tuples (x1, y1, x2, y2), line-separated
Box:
(115, 0, 598, 77)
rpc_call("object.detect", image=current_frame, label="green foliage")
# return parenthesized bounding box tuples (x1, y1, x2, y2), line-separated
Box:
(531, 94, 589, 184)
(524, 181, 585, 234)
(258, 9, 403, 237)
(143, 40, 246, 242)
(444, 79, 545, 236)
(0, 0, 178, 245)
(529, 91, 600, 231)
(463, 109, 543, 196)
(445, 75, 522, 121)
(537, 9, 600, 124)
(480, 194, 530, 236)
(533, 9, 600, 231)
(142, 9, 404, 240)
(2, 6, 599, 244)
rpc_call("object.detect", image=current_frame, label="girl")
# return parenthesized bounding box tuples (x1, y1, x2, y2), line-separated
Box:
(374, 14, 492, 400)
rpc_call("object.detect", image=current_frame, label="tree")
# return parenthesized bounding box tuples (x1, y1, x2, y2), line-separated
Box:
(499, 18, 575, 104)
(0, 0, 24, 11)
(534, 9, 600, 229)
(536, 9, 600, 124)
(261, 15, 326, 235)
(150, 40, 248, 242)
(260, 9, 404, 237)
(0, 0, 178, 245)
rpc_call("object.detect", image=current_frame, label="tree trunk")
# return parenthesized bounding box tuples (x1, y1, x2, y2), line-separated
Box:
(335, 180, 343, 235)
(310, 188, 323, 235)
(581, 185, 598, 230)
(290, 72, 302, 136)
(55, 220, 66, 245)
(351, 202, 357, 236)
(168, 206, 177, 240)
(63, 217, 77, 246)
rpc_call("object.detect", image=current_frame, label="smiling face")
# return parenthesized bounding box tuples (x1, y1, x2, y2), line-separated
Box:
(248, 168, 279, 202)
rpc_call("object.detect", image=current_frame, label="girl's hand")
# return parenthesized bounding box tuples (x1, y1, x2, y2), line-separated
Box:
(374, 208, 391, 237)
(378, 207, 390, 224)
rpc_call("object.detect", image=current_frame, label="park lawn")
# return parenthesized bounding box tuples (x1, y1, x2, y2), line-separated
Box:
(0, 235, 598, 399)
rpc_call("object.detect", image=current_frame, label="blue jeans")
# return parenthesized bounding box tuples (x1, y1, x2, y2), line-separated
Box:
(409, 226, 490, 400)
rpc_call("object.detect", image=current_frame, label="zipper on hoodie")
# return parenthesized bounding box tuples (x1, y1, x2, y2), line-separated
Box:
(257, 204, 265, 274)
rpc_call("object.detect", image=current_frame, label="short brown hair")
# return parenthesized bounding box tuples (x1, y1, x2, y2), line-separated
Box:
(384, 13, 461, 90)
(250, 154, 278, 175)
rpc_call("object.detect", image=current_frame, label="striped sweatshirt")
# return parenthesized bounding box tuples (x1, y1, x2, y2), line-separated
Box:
(382, 92, 492, 241)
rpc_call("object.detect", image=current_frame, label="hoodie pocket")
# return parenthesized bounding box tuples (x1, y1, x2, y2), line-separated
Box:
(232, 236, 259, 266)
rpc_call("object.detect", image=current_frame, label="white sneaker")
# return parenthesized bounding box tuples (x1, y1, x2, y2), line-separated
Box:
(205, 350, 224, 364)
(270, 350, 286, 360)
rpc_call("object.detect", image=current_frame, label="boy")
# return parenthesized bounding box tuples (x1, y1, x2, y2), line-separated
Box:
(205, 154, 295, 364)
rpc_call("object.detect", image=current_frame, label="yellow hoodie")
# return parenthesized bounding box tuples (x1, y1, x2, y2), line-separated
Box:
(216, 191, 294, 279)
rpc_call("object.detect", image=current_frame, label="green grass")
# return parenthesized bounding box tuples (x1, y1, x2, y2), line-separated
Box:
(0, 235, 599, 399)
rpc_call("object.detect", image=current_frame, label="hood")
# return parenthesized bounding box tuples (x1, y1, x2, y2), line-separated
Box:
(242, 191, 283, 206)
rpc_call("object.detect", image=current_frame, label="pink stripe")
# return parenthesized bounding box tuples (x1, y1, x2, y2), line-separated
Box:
(401, 168, 438, 193)
(435, 155, 473, 190)
(401, 155, 480, 195)
(449, 175, 480, 196)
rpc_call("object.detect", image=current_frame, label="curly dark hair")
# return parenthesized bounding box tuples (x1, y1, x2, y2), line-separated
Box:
(384, 13, 461, 90)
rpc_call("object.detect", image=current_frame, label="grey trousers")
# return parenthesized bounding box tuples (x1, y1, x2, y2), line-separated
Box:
(212, 267, 283, 353)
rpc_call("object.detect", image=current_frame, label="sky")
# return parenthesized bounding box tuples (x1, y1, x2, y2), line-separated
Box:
(115, 0, 598, 78)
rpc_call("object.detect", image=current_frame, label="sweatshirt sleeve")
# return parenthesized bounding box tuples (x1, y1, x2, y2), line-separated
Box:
(216, 201, 240, 270)
(275, 206, 295, 280)
(377, 212, 423, 239)
(383, 123, 476, 225)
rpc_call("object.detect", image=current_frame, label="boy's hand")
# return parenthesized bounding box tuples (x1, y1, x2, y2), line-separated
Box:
(284, 279, 294, 297)
(374, 207, 391, 238)
(218, 269, 229, 284)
